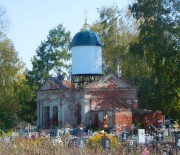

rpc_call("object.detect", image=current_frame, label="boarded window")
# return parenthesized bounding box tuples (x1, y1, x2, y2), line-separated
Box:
(44, 106, 50, 128)
(53, 106, 58, 126)
(77, 105, 81, 125)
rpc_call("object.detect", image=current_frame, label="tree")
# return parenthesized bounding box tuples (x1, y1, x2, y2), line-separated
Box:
(16, 72, 37, 124)
(32, 24, 71, 86)
(19, 24, 71, 124)
(0, 5, 9, 33)
(91, 5, 138, 77)
(0, 32, 24, 129)
(130, 0, 180, 118)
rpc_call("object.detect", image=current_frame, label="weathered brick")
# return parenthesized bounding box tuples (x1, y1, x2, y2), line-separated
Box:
(36, 74, 161, 132)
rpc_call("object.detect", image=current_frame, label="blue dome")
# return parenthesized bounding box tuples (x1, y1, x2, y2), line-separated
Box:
(71, 30, 102, 47)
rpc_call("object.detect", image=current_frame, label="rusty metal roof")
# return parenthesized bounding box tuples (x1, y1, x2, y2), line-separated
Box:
(38, 77, 74, 91)
(85, 74, 134, 89)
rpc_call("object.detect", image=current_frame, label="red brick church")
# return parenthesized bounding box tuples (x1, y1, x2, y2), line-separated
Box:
(37, 74, 163, 133)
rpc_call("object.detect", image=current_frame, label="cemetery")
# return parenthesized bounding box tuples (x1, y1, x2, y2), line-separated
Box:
(0, 119, 180, 154)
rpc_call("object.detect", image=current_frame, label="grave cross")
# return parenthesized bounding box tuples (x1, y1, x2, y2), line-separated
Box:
(119, 122, 127, 131)
(131, 124, 136, 136)
(162, 115, 165, 128)
(174, 119, 179, 132)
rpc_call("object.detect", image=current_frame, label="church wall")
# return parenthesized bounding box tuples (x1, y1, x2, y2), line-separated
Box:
(37, 87, 136, 129)
(61, 97, 75, 128)
(69, 87, 138, 128)
(84, 89, 138, 110)
(94, 109, 132, 133)
(36, 75, 139, 130)
(84, 89, 137, 99)
(115, 110, 132, 133)
(37, 90, 78, 128)
(133, 110, 163, 131)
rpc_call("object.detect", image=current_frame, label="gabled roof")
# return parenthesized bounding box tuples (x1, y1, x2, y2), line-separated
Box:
(38, 77, 74, 91)
(85, 74, 135, 89)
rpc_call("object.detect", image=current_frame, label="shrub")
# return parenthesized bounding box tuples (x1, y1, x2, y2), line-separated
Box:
(87, 133, 118, 151)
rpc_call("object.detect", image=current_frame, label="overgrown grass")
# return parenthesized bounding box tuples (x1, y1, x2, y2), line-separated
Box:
(0, 135, 177, 155)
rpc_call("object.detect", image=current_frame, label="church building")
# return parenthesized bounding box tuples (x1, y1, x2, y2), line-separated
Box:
(37, 74, 138, 133)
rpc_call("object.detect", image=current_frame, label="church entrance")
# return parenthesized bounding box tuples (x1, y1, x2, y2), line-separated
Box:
(77, 104, 81, 125)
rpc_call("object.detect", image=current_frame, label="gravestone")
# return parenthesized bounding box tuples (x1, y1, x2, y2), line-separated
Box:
(64, 127, 70, 134)
(88, 129, 93, 137)
(101, 136, 110, 150)
(122, 132, 128, 142)
(4, 136, 10, 143)
(11, 132, 19, 140)
(118, 132, 128, 142)
(175, 133, 180, 150)
(75, 137, 87, 149)
(163, 129, 169, 137)
(72, 128, 78, 136)
(138, 129, 145, 144)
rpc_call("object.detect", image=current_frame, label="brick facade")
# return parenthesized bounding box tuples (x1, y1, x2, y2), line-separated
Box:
(133, 110, 163, 131)
(36, 74, 139, 131)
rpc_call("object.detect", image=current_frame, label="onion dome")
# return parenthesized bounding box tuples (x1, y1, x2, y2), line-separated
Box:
(71, 30, 102, 47)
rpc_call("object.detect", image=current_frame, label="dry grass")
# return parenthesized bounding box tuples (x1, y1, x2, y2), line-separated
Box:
(0, 137, 178, 155)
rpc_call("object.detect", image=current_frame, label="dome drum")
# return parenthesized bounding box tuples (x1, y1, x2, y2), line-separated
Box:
(71, 30, 103, 76)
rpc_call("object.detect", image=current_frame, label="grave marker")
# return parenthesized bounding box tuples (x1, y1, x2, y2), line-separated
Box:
(138, 129, 145, 144)
(175, 133, 180, 150)
(75, 137, 86, 149)
(101, 135, 110, 150)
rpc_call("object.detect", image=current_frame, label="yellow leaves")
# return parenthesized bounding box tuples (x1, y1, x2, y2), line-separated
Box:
(15, 64, 26, 86)
(88, 133, 102, 144)
(87, 133, 118, 149)
(15, 73, 26, 85)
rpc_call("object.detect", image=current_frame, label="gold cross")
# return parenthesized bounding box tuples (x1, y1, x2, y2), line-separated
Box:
(174, 119, 179, 129)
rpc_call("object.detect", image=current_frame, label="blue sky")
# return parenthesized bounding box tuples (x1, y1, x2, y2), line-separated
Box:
(1, 0, 132, 70)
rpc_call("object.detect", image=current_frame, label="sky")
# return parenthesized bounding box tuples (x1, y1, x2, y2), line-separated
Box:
(0, 0, 132, 70)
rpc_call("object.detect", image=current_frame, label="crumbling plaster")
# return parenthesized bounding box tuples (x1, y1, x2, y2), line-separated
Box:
(37, 74, 138, 130)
